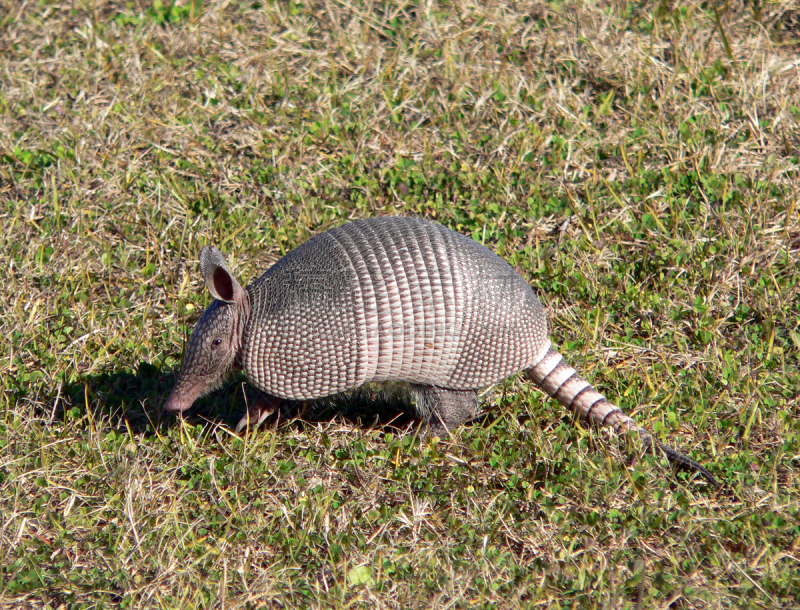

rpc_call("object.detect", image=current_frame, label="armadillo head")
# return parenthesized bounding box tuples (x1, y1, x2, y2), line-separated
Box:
(164, 246, 250, 413)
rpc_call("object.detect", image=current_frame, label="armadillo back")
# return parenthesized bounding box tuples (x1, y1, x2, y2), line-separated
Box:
(243, 217, 549, 400)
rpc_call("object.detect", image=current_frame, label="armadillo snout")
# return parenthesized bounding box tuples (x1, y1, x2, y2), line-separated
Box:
(164, 385, 201, 412)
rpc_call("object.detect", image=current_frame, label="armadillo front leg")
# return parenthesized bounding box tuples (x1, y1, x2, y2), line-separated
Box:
(411, 385, 478, 437)
(235, 392, 283, 433)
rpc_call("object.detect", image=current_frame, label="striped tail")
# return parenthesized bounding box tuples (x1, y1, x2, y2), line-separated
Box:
(526, 344, 720, 488)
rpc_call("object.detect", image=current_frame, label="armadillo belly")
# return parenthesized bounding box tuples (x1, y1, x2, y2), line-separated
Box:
(243, 216, 549, 400)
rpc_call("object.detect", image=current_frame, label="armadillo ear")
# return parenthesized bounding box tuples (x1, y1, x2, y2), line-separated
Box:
(199, 246, 244, 304)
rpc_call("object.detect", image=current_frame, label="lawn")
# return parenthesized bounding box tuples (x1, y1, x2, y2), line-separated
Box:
(1, 0, 799, 608)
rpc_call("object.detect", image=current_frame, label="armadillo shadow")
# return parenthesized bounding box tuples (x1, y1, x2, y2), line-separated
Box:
(45, 360, 422, 437)
(42, 361, 185, 436)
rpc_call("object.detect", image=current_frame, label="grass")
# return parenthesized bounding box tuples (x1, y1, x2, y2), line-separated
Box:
(1, 0, 799, 607)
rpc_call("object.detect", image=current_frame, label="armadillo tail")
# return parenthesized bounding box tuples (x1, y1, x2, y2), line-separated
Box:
(526, 345, 649, 440)
(654, 441, 720, 488)
(526, 344, 720, 488)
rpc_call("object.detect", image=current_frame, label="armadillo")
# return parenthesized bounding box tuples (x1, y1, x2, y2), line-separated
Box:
(164, 216, 718, 487)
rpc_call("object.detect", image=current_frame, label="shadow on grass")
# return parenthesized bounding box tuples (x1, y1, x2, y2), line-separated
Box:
(41, 360, 421, 438)
(35, 364, 718, 491)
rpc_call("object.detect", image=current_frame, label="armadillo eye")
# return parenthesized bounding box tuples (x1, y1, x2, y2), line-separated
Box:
(212, 339, 222, 346)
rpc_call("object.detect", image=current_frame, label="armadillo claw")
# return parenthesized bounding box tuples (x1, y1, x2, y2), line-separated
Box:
(235, 395, 281, 433)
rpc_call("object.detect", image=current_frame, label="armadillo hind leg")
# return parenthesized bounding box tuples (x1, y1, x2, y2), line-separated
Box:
(526, 346, 720, 488)
(235, 392, 283, 433)
(411, 385, 478, 438)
